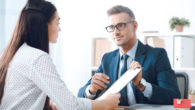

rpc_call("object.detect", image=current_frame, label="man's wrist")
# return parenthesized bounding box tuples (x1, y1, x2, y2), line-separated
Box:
(85, 86, 96, 99)
(137, 78, 147, 91)
(89, 89, 96, 95)
(139, 84, 146, 91)
(89, 86, 96, 94)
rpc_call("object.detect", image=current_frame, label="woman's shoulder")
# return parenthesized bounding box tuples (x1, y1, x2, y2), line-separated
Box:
(15, 43, 50, 63)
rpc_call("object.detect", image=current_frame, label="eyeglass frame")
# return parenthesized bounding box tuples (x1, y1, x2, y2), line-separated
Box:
(105, 20, 135, 32)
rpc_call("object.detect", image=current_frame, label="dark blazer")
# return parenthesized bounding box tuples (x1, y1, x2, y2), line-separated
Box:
(78, 40, 181, 105)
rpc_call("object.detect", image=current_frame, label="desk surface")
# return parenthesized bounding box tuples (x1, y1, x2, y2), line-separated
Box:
(115, 104, 174, 110)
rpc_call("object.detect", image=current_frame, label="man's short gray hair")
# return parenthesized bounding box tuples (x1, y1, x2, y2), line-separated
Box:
(107, 5, 135, 20)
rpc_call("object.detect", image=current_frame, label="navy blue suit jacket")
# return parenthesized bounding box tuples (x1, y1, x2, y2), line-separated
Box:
(78, 40, 181, 105)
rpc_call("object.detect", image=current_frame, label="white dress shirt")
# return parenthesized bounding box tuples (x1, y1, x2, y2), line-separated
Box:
(118, 40, 152, 105)
(85, 40, 152, 105)
(0, 43, 91, 110)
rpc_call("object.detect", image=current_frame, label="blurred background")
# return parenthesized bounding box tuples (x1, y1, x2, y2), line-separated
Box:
(0, 0, 195, 96)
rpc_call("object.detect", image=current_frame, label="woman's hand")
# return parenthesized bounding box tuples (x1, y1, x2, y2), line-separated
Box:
(92, 93, 120, 110)
(49, 102, 58, 110)
(102, 93, 121, 110)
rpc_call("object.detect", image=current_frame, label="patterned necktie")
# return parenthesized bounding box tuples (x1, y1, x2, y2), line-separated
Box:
(119, 54, 129, 105)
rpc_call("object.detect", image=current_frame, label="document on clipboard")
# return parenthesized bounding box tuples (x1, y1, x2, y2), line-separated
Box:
(97, 68, 142, 100)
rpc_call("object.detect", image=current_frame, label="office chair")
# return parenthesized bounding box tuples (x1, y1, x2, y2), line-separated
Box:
(175, 72, 189, 99)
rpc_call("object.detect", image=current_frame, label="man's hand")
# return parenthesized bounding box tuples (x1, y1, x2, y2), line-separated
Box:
(130, 61, 145, 91)
(89, 73, 110, 94)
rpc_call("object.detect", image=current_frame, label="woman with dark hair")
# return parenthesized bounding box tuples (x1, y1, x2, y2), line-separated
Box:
(0, 0, 120, 109)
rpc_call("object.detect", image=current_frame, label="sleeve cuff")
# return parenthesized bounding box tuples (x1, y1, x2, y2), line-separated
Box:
(84, 85, 96, 99)
(142, 81, 153, 99)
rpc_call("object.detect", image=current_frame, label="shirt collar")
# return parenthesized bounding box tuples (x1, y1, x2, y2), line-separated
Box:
(120, 39, 138, 60)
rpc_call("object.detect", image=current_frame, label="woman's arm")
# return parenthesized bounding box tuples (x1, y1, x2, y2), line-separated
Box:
(28, 54, 120, 110)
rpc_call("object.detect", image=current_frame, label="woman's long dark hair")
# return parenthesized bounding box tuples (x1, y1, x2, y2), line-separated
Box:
(0, 0, 56, 109)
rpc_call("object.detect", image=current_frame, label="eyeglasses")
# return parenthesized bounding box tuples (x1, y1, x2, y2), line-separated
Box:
(105, 21, 134, 32)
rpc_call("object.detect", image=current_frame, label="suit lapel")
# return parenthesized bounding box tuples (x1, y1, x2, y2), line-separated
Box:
(111, 49, 120, 83)
(135, 40, 147, 66)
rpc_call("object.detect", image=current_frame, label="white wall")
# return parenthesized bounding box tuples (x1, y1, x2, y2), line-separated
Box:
(55, 0, 195, 95)
(4, 0, 27, 45)
(0, 0, 6, 52)
(129, 0, 195, 33)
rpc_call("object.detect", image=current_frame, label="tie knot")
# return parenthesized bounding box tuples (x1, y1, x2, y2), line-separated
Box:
(122, 54, 129, 61)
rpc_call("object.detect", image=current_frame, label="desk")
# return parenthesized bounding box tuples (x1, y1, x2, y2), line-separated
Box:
(115, 104, 174, 110)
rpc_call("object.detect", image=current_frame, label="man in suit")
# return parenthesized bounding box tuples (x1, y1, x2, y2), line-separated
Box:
(78, 5, 181, 106)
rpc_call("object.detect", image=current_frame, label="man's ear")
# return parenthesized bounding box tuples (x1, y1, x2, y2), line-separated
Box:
(133, 21, 138, 32)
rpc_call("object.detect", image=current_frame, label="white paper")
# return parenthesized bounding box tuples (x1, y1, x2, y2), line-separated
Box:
(97, 68, 142, 100)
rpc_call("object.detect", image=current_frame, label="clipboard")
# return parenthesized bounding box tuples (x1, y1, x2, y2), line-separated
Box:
(97, 68, 142, 100)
